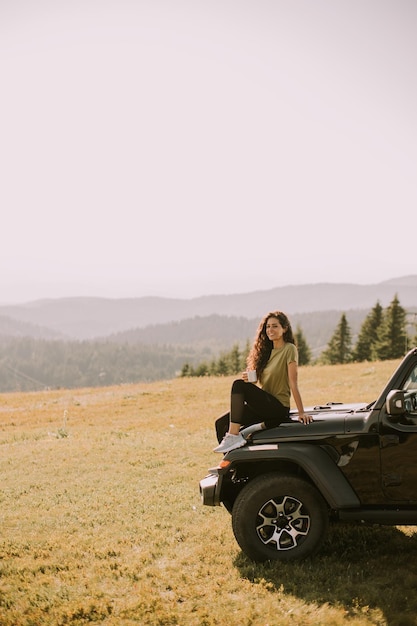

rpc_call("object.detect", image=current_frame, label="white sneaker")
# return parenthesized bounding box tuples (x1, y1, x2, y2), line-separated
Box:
(213, 433, 246, 453)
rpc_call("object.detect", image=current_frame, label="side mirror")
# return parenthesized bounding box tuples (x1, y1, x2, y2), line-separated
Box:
(386, 390, 406, 416)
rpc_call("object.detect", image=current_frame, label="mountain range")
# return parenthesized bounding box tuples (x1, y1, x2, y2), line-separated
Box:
(0, 276, 416, 343)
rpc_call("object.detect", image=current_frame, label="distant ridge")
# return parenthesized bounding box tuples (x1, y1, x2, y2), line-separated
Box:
(0, 314, 65, 339)
(379, 275, 417, 286)
(0, 276, 416, 340)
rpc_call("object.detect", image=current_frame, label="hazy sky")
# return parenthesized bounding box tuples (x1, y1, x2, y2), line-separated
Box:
(1, 0, 416, 303)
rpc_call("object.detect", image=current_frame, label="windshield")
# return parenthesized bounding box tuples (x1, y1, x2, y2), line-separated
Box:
(404, 363, 417, 391)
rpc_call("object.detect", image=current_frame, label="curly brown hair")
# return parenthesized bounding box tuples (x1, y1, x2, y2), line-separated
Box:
(246, 311, 295, 376)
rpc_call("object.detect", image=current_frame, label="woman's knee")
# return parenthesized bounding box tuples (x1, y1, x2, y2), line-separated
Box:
(231, 379, 246, 394)
(264, 411, 291, 429)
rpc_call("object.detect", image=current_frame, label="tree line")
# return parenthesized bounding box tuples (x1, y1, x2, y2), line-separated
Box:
(0, 295, 415, 392)
(321, 294, 415, 364)
(181, 295, 417, 377)
(0, 338, 196, 392)
(180, 326, 312, 377)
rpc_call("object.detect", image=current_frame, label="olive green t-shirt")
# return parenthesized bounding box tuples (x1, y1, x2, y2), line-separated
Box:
(259, 343, 298, 407)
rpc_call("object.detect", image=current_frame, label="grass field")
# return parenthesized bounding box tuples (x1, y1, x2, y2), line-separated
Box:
(1, 359, 417, 625)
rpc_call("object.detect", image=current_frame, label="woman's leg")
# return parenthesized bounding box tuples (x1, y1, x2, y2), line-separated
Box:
(214, 379, 290, 453)
(230, 379, 290, 431)
(215, 412, 230, 443)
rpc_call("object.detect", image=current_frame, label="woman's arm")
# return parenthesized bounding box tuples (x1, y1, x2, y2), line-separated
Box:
(288, 361, 313, 424)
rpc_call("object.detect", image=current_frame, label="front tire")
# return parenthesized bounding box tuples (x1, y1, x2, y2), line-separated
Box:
(232, 473, 329, 562)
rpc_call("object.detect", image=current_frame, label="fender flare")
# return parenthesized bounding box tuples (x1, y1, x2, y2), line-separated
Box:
(226, 442, 360, 509)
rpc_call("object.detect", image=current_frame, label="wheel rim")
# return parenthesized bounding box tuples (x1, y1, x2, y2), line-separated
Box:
(256, 495, 311, 551)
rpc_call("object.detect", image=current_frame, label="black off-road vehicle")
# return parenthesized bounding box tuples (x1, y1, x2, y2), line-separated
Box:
(199, 348, 417, 562)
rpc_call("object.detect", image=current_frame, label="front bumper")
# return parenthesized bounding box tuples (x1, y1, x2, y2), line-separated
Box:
(199, 471, 222, 506)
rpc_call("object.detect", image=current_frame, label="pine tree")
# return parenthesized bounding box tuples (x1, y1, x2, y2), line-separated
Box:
(241, 339, 251, 369)
(294, 325, 311, 365)
(374, 294, 407, 360)
(321, 313, 352, 364)
(352, 301, 383, 362)
(216, 356, 229, 376)
(195, 362, 209, 376)
(408, 313, 417, 351)
(208, 359, 218, 376)
(227, 343, 241, 374)
(180, 363, 192, 377)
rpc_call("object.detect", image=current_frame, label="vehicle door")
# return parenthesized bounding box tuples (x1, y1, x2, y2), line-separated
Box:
(380, 361, 417, 502)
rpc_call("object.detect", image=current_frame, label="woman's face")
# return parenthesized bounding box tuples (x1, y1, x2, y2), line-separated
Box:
(265, 317, 286, 344)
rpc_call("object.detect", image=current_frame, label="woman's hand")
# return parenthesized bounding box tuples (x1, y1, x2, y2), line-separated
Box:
(242, 371, 249, 382)
(298, 413, 313, 424)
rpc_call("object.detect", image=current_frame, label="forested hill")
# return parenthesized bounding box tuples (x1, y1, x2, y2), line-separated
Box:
(0, 276, 416, 340)
(0, 277, 416, 392)
(105, 310, 371, 355)
(0, 314, 65, 339)
(0, 310, 371, 392)
(0, 305, 415, 393)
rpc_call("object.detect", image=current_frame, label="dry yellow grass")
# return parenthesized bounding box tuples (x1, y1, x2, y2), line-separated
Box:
(1, 359, 417, 625)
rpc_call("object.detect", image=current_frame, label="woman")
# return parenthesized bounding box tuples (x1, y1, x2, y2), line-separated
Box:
(214, 311, 312, 454)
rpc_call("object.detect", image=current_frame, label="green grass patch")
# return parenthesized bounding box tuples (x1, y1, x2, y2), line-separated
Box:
(1, 362, 417, 625)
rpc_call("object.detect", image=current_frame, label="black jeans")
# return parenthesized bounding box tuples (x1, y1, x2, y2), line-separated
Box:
(230, 378, 290, 427)
(215, 379, 290, 442)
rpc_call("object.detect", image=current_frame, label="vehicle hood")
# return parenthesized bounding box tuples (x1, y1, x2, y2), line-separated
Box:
(250, 401, 370, 443)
